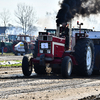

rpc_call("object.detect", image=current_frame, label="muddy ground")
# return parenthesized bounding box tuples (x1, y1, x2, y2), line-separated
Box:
(0, 56, 100, 100)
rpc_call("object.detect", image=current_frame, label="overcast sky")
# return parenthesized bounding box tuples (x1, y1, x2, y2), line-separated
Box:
(0, 0, 60, 26)
(0, 0, 60, 15)
(0, 0, 100, 31)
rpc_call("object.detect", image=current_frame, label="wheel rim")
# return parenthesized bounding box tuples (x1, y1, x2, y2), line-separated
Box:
(4, 47, 7, 52)
(67, 61, 71, 75)
(86, 46, 92, 70)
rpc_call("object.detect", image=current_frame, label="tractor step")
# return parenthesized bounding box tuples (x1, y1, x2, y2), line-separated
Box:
(65, 50, 75, 53)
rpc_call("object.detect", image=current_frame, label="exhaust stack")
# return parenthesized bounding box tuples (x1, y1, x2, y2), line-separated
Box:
(56, 25, 60, 37)
(67, 20, 72, 50)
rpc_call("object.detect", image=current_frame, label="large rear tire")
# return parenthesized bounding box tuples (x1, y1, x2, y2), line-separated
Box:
(61, 56, 73, 78)
(22, 56, 32, 76)
(74, 38, 94, 76)
(92, 70, 100, 75)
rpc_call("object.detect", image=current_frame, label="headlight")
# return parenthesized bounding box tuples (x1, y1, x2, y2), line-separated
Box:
(47, 50, 51, 53)
(40, 50, 43, 53)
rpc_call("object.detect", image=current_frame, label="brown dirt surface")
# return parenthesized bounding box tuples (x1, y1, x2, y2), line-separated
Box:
(0, 56, 100, 100)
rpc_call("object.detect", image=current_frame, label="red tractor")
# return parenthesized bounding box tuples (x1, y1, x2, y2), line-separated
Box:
(22, 22, 96, 78)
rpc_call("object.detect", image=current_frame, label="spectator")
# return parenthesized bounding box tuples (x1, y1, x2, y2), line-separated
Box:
(24, 40, 28, 54)
(1, 40, 5, 55)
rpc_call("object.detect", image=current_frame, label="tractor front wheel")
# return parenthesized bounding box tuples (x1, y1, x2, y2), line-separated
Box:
(61, 56, 73, 78)
(22, 56, 33, 76)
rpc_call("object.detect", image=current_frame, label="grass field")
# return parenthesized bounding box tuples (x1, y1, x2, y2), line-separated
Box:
(0, 52, 15, 56)
(0, 60, 22, 67)
(0, 63, 22, 67)
(0, 52, 32, 56)
(0, 52, 32, 67)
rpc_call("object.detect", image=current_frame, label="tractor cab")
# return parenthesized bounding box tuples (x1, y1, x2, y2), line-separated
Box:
(8, 35, 17, 42)
(14, 34, 34, 55)
(0, 35, 8, 42)
(44, 28, 56, 36)
(17, 35, 31, 43)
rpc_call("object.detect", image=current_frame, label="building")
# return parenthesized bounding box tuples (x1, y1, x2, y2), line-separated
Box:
(0, 27, 7, 35)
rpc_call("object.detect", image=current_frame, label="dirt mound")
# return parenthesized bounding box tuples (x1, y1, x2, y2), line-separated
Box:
(79, 95, 100, 100)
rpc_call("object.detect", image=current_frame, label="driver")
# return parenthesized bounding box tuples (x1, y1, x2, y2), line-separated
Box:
(60, 23, 69, 50)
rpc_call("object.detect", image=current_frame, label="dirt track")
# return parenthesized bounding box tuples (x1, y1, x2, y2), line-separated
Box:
(0, 56, 100, 100)
(0, 56, 23, 61)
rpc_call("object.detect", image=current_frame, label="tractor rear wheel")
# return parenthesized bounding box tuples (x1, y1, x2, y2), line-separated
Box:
(74, 38, 94, 76)
(34, 64, 51, 75)
(22, 56, 33, 76)
(61, 56, 73, 78)
(11, 42, 17, 53)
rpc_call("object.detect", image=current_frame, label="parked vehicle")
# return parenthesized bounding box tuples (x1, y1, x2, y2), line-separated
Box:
(14, 34, 34, 55)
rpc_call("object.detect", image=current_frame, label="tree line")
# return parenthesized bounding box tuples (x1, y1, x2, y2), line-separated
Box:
(0, 3, 37, 35)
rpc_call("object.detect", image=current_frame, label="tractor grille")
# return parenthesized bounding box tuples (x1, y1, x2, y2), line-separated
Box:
(43, 49, 47, 53)
(38, 36, 52, 41)
(39, 42, 51, 53)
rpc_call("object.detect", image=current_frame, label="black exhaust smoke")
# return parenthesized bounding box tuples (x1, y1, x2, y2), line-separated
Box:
(56, 0, 100, 26)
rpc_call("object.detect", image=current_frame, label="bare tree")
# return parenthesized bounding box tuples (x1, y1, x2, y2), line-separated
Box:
(0, 9, 10, 27)
(15, 3, 37, 35)
(46, 11, 57, 28)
